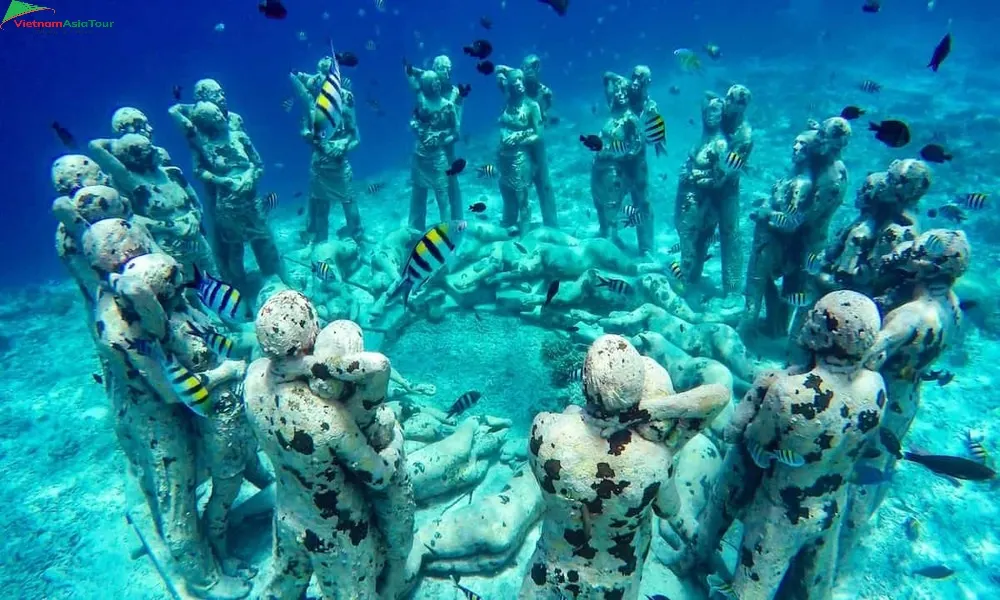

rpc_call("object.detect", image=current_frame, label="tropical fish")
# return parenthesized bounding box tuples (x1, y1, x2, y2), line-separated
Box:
(904, 516, 922, 541)
(965, 429, 989, 464)
(723, 151, 745, 172)
(538, 0, 569, 17)
(958, 193, 988, 210)
(580, 134, 603, 152)
(805, 251, 824, 275)
(447, 158, 467, 176)
(468, 201, 487, 213)
(862, 0, 880, 14)
(859, 79, 882, 93)
(704, 44, 722, 59)
(478, 164, 498, 179)
(463, 39, 493, 59)
(476, 60, 495, 75)
(186, 322, 236, 358)
(621, 204, 644, 228)
(919, 143, 952, 163)
(258, 192, 279, 213)
(259, 0, 288, 19)
(172, 85, 182, 100)
(389, 221, 468, 307)
(869, 120, 910, 148)
(544, 281, 559, 306)
(903, 450, 997, 481)
(880, 428, 903, 459)
(52, 122, 76, 148)
(706, 574, 737, 600)
(132, 340, 213, 417)
(312, 261, 337, 282)
(746, 438, 805, 468)
(313, 40, 346, 138)
(596, 274, 632, 295)
(770, 211, 801, 231)
(187, 266, 251, 323)
(668, 261, 683, 280)
(783, 292, 811, 307)
(367, 182, 385, 195)
(674, 48, 702, 73)
(92, 373, 103, 384)
(927, 31, 952, 72)
(840, 105, 865, 120)
(913, 565, 955, 579)
(643, 113, 666, 156)
(447, 390, 482, 418)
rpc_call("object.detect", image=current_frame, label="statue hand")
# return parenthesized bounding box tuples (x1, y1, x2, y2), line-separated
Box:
(411, 383, 436, 396)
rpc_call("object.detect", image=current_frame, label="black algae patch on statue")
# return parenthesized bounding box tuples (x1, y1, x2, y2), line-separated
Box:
(609, 531, 638, 575)
(596, 462, 615, 478)
(313, 489, 340, 518)
(540, 459, 562, 493)
(856, 409, 879, 433)
(289, 429, 315, 454)
(607, 429, 632, 456)
(282, 465, 314, 489)
(592, 478, 630, 500)
(793, 374, 833, 420)
(530, 562, 547, 585)
(303, 529, 326, 552)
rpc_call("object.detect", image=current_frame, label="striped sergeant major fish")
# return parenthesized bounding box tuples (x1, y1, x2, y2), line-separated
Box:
(389, 220, 468, 307)
(621, 204, 644, 228)
(187, 266, 251, 323)
(313, 39, 346, 138)
(746, 438, 805, 468)
(126, 337, 213, 417)
(447, 390, 482, 418)
(596, 274, 632, 295)
(186, 322, 235, 358)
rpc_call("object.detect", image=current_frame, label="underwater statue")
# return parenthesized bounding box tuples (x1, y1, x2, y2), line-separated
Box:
(110, 106, 173, 165)
(407, 55, 465, 220)
(591, 82, 643, 249)
(604, 66, 658, 254)
(741, 116, 851, 337)
(169, 80, 286, 288)
(838, 229, 969, 566)
(675, 291, 885, 600)
(85, 222, 252, 599)
(290, 55, 364, 244)
(245, 292, 412, 600)
(406, 70, 460, 231)
(88, 132, 217, 276)
(495, 67, 544, 233)
(674, 84, 753, 304)
(519, 335, 727, 599)
(820, 158, 931, 298)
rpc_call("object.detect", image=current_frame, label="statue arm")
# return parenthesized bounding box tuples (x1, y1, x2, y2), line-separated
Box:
(405, 64, 424, 91)
(343, 91, 361, 152)
(289, 71, 317, 138)
(167, 104, 197, 141)
(864, 305, 923, 370)
(639, 384, 730, 422)
(724, 370, 778, 443)
(87, 139, 139, 193)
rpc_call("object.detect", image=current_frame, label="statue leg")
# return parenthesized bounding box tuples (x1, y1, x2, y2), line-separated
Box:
(741, 223, 774, 332)
(674, 182, 708, 285)
(718, 182, 742, 295)
(500, 182, 519, 228)
(532, 141, 558, 228)
(733, 508, 808, 600)
(433, 183, 450, 224)
(630, 158, 654, 254)
(307, 174, 331, 244)
(255, 512, 312, 600)
(777, 523, 842, 600)
(336, 175, 363, 239)
(409, 184, 429, 231)
(222, 239, 247, 287)
(445, 143, 464, 220)
(518, 188, 532, 231)
(250, 229, 286, 282)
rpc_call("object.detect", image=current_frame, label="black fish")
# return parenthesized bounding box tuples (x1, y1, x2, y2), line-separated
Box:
(879, 429, 903, 459)
(476, 60, 495, 75)
(258, 0, 287, 20)
(294, 191, 304, 198)
(903, 451, 996, 481)
(447, 391, 482, 418)
(920, 143, 952, 163)
(457, 83, 472, 98)
(927, 32, 952, 72)
(335, 51, 360, 68)
(172, 85, 182, 100)
(926, 208, 938, 218)
(669, 85, 681, 95)
(646, 596, 671, 600)
(959, 300, 979, 312)
(937, 371, 955, 386)
(566, 325, 579, 332)
(296, 207, 304, 216)
(913, 565, 955, 579)
(468, 201, 486, 213)
(463, 39, 493, 60)
(862, 0, 880, 13)
(480, 16, 492, 30)
(92, 373, 103, 384)
(869, 120, 910, 148)
(538, 0, 569, 16)
(840, 105, 865, 120)
(580, 134, 603, 152)
(544, 281, 559, 306)
(920, 369, 944, 382)
(52, 122, 76, 148)
(446, 158, 467, 176)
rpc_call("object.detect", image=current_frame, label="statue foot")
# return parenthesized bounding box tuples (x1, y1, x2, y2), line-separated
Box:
(189, 574, 251, 600)
(221, 557, 258, 579)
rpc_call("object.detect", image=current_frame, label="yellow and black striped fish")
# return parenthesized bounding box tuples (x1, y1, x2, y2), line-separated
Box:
(805, 251, 823, 275)
(187, 322, 235, 358)
(596, 274, 632, 295)
(446, 390, 482, 418)
(607, 138, 628, 154)
(959, 192, 988, 210)
(477, 164, 497, 179)
(723, 151, 745, 172)
(389, 220, 468, 307)
(187, 266, 250, 323)
(860, 79, 882, 93)
(668, 260, 684, 280)
(707, 574, 737, 600)
(312, 260, 336, 281)
(259, 192, 279, 213)
(668, 231, 719, 254)
(643, 112, 666, 157)
(783, 292, 811, 307)
(313, 39, 345, 137)
(455, 582, 483, 600)
(774, 448, 805, 467)
(965, 429, 989, 464)
(162, 353, 212, 417)
(770, 211, 800, 231)
(621, 204, 644, 228)
(367, 182, 385, 195)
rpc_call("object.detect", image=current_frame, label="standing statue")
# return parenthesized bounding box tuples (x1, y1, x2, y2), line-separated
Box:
(109, 106, 173, 165)
(291, 54, 364, 243)
(245, 292, 409, 600)
(521, 54, 558, 228)
(590, 83, 643, 249)
(407, 55, 465, 220)
(169, 80, 286, 287)
(495, 68, 544, 233)
(674, 85, 753, 303)
(741, 117, 851, 336)
(89, 132, 217, 276)
(406, 70, 460, 231)
(519, 335, 727, 599)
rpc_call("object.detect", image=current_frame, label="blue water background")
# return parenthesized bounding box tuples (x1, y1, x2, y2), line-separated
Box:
(1, 0, 999, 284)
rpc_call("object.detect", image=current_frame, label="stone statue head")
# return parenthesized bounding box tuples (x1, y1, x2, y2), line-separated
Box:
(630, 65, 652, 96)
(798, 290, 881, 363)
(792, 130, 821, 166)
(583, 335, 645, 417)
(51, 154, 110, 196)
(111, 107, 153, 139)
(193, 78, 227, 114)
(256, 290, 321, 358)
(432, 55, 452, 82)
(191, 101, 228, 135)
(819, 116, 852, 158)
(317, 56, 332, 75)
(890, 228, 970, 283)
(723, 84, 751, 119)
(112, 133, 159, 172)
(701, 92, 724, 130)
(119, 252, 187, 304)
(419, 70, 442, 100)
(521, 54, 542, 82)
(885, 159, 931, 207)
(502, 68, 526, 99)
